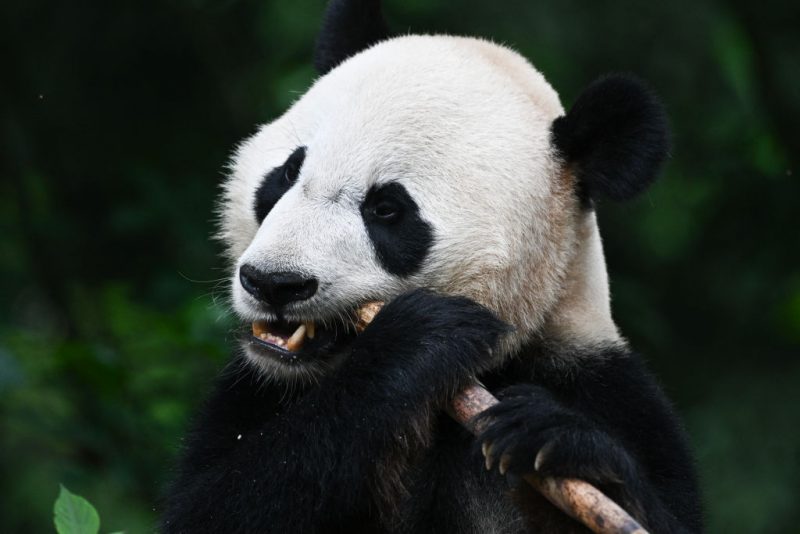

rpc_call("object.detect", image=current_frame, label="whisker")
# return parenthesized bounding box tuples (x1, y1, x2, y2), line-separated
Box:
(177, 270, 230, 285)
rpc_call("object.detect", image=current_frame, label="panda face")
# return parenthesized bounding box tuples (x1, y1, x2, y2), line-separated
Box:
(219, 36, 581, 380)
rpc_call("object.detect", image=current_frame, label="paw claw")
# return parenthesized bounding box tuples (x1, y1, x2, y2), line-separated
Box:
(499, 453, 511, 475)
(535, 441, 554, 472)
(484, 443, 495, 471)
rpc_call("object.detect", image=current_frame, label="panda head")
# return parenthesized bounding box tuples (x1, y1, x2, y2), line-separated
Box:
(219, 0, 669, 381)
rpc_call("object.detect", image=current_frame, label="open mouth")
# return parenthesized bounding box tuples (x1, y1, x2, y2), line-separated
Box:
(244, 302, 382, 367)
(246, 316, 356, 364)
(252, 320, 316, 352)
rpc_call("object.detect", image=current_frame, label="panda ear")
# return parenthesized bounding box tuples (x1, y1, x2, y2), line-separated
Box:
(551, 74, 670, 203)
(314, 0, 390, 75)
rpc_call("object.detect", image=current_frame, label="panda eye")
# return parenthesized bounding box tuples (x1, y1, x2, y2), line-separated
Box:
(361, 182, 412, 227)
(360, 182, 433, 277)
(253, 146, 307, 223)
(372, 199, 401, 221)
(282, 147, 305, 184)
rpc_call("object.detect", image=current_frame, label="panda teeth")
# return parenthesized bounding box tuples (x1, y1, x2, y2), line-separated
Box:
(286, 324, 307, 352)
(266, 333, 287, 348)
(252, 320, 316, 352)
(252, 320, 268, 338)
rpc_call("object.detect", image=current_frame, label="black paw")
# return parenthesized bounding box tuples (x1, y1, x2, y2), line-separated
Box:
(477, 385, 640, 490)
(350, 289, 510, 403)
(356, 289, 510, 371)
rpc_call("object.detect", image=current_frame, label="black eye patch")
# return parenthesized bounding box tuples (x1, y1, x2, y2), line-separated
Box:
(361, 182, 433, 277)
(253, 146, 307, 224)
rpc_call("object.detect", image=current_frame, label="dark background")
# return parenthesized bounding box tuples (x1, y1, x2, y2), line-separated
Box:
(2, 0, 798, 532)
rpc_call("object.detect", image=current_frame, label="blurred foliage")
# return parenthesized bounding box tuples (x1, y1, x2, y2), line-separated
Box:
(1, 0, 798, 532)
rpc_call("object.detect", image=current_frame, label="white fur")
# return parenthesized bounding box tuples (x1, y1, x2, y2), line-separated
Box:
(218, 35, 620, 375)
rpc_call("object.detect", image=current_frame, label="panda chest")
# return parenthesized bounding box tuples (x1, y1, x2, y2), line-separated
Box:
(371, 421, 522, 533)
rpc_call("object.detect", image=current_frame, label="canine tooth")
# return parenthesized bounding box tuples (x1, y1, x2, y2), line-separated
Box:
(305, 322, 315, 339)
(252, 320, 268, 337)
(259, 333, 268, 341)
(286, 324, 307, 352)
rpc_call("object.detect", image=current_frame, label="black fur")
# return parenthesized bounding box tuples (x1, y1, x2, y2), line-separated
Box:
(161, 290, 508, 533)
(254, 146, 306, 223)
(314, 0, 390, 75)
(162, 293, 702, 533)
(551, 74, 670, 205)
(361, 182, 434, 277)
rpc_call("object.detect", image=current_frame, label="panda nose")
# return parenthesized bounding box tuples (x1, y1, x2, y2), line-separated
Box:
(239, 264, 318, 308)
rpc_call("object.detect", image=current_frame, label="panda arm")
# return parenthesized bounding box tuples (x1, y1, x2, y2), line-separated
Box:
(161, 290, 507, 533)
(480, 349, 703, 534)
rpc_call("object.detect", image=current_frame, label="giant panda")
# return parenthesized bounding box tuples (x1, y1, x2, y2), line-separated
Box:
(162, 1, 703, 532)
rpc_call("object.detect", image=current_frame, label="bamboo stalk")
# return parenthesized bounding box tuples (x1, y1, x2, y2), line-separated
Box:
(356, 302, 649, 534)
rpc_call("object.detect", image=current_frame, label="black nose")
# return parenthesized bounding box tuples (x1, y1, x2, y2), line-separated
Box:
(239, 264, 318, 308)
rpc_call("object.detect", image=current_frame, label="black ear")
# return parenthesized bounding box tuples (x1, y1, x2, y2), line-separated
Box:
(314, 0, 390, 75)
(551, 74, 670, 204)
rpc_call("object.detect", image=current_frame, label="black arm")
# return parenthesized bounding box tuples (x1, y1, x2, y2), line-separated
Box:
(480, 347, 703, 533)
(161, 290, 507, 533)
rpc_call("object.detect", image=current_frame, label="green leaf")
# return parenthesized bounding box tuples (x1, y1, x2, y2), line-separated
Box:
(53, 485, 100, 534)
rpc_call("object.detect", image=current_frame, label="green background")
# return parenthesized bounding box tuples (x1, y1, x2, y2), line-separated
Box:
(2, 0, 798, 532)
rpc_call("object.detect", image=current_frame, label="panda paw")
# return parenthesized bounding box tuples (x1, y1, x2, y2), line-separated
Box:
(351, 290, 509, 403)
(476, 385, 641, 491)
(355, 288, 510, 375)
